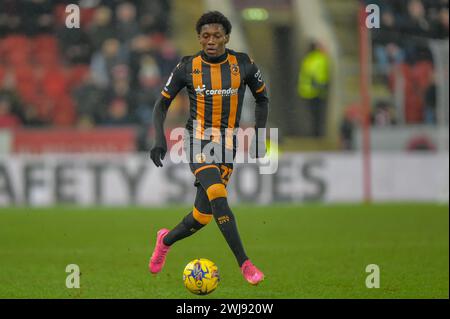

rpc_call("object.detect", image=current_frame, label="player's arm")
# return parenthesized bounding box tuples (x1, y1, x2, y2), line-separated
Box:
(245, 57, 269, 158)
(150, 97, 171, 167)
(150, 60, 187, 167)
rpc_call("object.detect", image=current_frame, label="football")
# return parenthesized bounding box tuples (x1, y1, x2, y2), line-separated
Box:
(183, 258, 220, 295)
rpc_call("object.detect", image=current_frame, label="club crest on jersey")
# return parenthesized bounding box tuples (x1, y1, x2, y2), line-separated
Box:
(195, 153, 207, 163)
(230, 63, 239, 75)
(191, 68, 202, 75)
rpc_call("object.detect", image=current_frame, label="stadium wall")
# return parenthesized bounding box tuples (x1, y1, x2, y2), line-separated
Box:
(355, 126, 449, 151)
(0, 153, 447, 206)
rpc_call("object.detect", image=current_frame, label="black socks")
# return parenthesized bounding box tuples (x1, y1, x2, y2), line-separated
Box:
(211, 197, 248, 267)
(163, 211, 205, 246)
(161, 198, 249, 267)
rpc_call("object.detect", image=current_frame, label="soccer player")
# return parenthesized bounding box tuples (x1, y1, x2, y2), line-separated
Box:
(148, 11, 268, 285)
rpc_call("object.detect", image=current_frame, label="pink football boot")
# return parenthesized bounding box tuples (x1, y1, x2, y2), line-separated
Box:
(149, 228, 171, 274)
(241, 260, 265, 285)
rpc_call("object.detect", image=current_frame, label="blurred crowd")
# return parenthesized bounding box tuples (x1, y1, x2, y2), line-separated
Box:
(0, 0, 180, 147)
(370, 0, 448, 125)
(340, 0, 448, 150)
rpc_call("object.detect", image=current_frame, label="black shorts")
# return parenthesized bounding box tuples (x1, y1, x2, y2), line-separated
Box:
(183, 134, 236, 188)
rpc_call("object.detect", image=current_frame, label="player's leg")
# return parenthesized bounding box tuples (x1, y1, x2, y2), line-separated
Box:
(193, 165, 248, 264)
(193, 164, 264, 285)
(163, 183, 213, 246)
(149, 183, 212, 274)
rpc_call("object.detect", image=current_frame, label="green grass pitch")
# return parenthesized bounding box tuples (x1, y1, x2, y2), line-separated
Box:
(0, 204, 448, 299)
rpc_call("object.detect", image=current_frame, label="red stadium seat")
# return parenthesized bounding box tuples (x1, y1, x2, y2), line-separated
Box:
(0, 66, 5, 85)
(0, 40, 6, 63)
(68, 64, 90, 88)
(53, 4, 69, 27)
(5, 52, 30, 67)
(2, 35, 31, 56)
(17, 83, 36, 100)
(389, 63, 424, 124)
(20, 90, 39, 105)
(80, 8, 96, 28)
(32, 35, 59, 54)
(34, 51, 60, 67)
(52, 95, 76, 126)
(32, 95, 54, 122)
(42, 66, 69, 98)
(14, 65, 35, 82)
(411, 61, 434, 91)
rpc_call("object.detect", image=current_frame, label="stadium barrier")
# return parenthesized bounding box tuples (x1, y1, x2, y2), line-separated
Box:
(355, 125, 449, 151)
(0, 152, 447, 206)
(10, 127, 137, 153)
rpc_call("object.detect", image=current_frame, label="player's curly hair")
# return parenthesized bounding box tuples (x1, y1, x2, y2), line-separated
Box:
(196, 11, 232, 35)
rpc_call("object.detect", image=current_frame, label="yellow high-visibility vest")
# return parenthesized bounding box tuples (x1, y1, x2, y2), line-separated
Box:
(298, 51, 330, 99)
(266, 139, 281, 159)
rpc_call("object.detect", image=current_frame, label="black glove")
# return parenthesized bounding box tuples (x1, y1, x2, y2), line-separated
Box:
(150, 145, 167, 167)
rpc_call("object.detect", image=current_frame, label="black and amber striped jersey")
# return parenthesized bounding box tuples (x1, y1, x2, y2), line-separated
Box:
(160, 49, 268, 147)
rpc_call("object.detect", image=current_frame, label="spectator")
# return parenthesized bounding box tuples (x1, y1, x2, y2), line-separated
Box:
(73, 71, 108, 125)
(424, 77, 437, 124)
(340, 116, 354, 151)
(373, 10, 406, 77)
(139, 54, 162, 89)
(157, 39, 180, 77)
(400, 0, 432, 36)
(0, 0, 22, 36)
(129, 34, 156, 88)
(21, 104, 47, 127)
(101, 98, 133, 126)
(0, 71, 27, 123)
(90, 38, 127, 88)
(2, 66, 47, 127)
(0, 0, 177, 130)
(339, 103, 364, 151)
(0, 96, 21, 129)
(106, 78, 138, 119)
(115, 2, 140, 45)
(432, 7, 449, 38)
(370, 0, 448, 126)
(57, 26, 93, 65)
(21, 0, 54, 36)
(139, 0, 171, 34)
(371, 100, 397, 126)
(134, 54, 161, 128)
(87, 6, 116, 52)
(297, 40, 330, 137)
